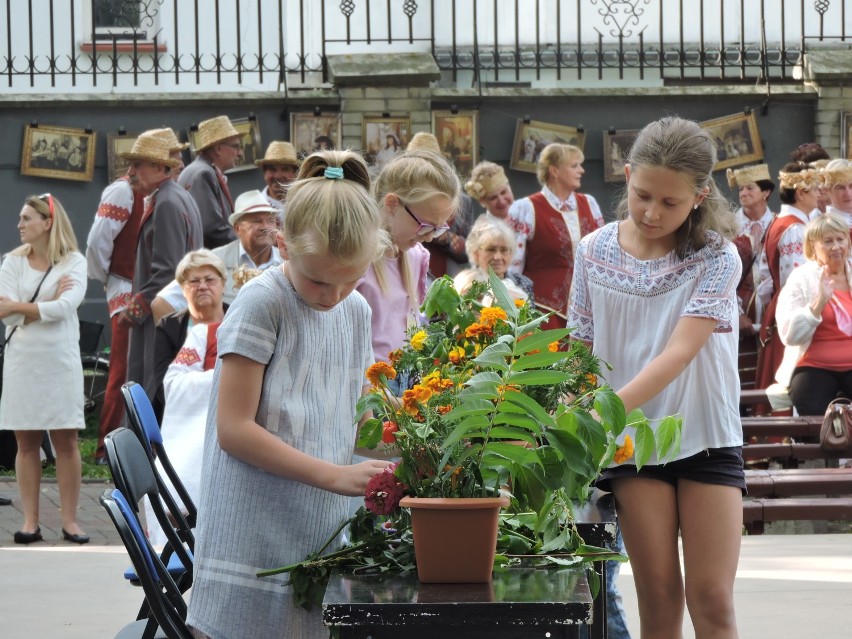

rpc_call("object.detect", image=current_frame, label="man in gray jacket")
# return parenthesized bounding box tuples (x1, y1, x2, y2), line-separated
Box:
(119, 131, 203, 403)
(178, 115, 242, 249)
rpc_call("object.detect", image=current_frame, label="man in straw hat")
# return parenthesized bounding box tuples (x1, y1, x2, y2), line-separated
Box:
(255, 141, 300, 215)
(118, 129, 203, 406)
(822, 159, 852, 229)
(85, 127, 188, 463)
(179, 115, 243, 249)
(727, 163, 776, 335)
(151, 189, 282, 322)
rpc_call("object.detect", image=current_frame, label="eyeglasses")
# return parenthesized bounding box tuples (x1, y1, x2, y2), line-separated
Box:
(39, 193, 55, 219)
(402, 203, 450, 239)
(185, 276, 222, 289)
(223, 142, 243, 150)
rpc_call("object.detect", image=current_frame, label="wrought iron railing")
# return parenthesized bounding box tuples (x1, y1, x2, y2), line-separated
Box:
(0, 1, 848, 91)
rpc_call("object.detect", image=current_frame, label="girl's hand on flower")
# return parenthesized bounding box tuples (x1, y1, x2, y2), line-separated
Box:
(333, 459, 394, 497)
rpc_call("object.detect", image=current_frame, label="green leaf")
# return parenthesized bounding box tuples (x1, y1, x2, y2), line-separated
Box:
(441, 399, 495, 422)
(442, 414, 491, 447)
(489, 415, 541, 438)
(510, 350, 569, 371)
(487, 268, 519, 320)
(546, 428, 596, 478)
(633, 421, 655, 470)
(655, 415, 682, 462)
(473, 341, 513, 370)
(593, 388, 626, 432)
(457, 387, 500, 402)
(515, 313, 550, 339)
(513, 328, 571, 355)
(356, 418, 383, 449)
(505, 370, 571, 386)
(465, 371, 503, 386)
(503, 390, 557, 429)
(486, 425, 537, 445)
(481, 441, 542, 467)
(421, 276, 461, 318)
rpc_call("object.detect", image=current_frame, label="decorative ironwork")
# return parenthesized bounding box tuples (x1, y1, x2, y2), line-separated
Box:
(93, 0, 164, 30)
(591, 0, 651, 39)
(340, 0, 355, 18)
(814, 0, 831, 16)
(403, 1, 418, 19)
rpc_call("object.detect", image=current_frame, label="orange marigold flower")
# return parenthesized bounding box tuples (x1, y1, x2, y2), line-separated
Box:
(366, 362, 397, 386)
(388, 349, 403, 364)
(548, 341, 559, 352)
(401, 384, 433, 416)
(585, 373, 598, 387)
(436, 404, 453, 415)
(514, 298, 525, 308)
(448, 345, 466, 364)
(478, 306, 508, 327)
(465, 322, 493, 339)
(614, 435, 634, 464)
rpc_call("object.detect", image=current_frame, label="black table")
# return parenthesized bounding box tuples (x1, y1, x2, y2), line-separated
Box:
(322, 492, 617, 639)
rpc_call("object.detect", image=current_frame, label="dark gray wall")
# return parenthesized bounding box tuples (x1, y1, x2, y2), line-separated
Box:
(0, 92, 816, 329)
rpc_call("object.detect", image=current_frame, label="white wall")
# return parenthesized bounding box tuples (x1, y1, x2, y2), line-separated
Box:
(0, 0, 849, 94)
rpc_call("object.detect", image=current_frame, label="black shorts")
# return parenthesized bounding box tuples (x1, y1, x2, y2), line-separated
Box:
(596, 446, 747, 494)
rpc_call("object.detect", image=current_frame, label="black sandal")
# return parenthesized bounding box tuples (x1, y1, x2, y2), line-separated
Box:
(13, 528, 43, 544)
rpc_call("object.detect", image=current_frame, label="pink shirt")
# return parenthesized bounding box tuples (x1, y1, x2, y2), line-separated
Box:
(357, 243, 430, 362)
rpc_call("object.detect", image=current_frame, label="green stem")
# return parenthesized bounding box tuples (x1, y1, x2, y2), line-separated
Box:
(256, 541, 369, 577)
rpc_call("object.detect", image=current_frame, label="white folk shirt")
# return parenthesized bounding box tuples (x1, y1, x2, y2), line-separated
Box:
(734, 206, 774, 324)
(756, 205, 808, 312)
(85, 179, 135, 316)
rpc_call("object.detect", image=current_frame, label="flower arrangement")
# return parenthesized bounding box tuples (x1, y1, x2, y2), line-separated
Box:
(259, 273, 680, 607)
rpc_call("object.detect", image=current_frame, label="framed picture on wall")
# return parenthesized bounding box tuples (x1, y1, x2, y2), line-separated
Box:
(699, 111, 763, 171)
(188, 116, 262, 173)
(290, 112, 343, 158)
(106, 131, 141, 182)
(432, 110, 479, 178)
(842, 112, 852, 160)
(363, 115, 411, 169)
(602, 129, 640, 183)
(509, 119, 585, 174)
(21, 124, 97, 182)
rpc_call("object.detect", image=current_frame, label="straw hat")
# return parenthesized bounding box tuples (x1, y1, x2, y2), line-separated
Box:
(726, 164, 772, 189)
(195, 116, 241, 152)
(119, 130, 180, 168)
(149, 127, 190, 153)
(229, 190, 279, 225)
(778, 167, 822, 191)
(254, 141, 300, 168)
(407, 132, 441, 154)
(464, 162, 509, 200)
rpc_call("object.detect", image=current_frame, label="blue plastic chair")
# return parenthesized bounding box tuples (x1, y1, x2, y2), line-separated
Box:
(100, 487, 192, 639)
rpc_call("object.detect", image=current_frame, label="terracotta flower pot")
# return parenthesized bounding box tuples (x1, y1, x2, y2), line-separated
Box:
(400, 496, 510, 583)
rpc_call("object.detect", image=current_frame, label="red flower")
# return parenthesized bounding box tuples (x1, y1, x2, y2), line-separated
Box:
(364, 466, 405, 515)
(381, 421, 399, 444)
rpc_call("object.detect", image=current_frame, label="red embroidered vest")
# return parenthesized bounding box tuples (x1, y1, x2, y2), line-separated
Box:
(524, 192, 598, 322)
(108, 177, 146, 280)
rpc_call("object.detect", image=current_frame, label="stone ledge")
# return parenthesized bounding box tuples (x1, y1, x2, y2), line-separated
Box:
(327, 52, 440, 87)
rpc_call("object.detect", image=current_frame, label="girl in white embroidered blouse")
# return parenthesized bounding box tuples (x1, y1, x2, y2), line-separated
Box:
(569, 117, 744, 638)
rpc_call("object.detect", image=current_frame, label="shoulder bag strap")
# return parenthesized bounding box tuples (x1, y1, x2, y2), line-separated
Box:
(2, 265, 54, 350)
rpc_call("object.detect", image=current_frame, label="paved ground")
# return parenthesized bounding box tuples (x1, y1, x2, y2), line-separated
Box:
(1, 478, 851, 638)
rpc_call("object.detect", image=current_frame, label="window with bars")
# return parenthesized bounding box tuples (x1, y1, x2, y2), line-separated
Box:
(86, 0, 160, 42)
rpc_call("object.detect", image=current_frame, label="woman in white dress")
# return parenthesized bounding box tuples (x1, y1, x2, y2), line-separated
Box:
(0, 194, 89, 545)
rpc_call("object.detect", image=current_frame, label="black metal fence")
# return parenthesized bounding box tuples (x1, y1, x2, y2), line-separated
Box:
(1, 0, 848, 90)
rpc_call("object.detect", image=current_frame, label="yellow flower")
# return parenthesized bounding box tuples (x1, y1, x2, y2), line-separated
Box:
(448, 345, 466, 365)
(366, 362, 397, 387)
(401, 384, 433, 415)
(514, 298, 525, 308)
(410, 330, 428, 351)
(547, 341, 559, 352)
(614, 435, 634, 464)
(479, 306, 508, 327)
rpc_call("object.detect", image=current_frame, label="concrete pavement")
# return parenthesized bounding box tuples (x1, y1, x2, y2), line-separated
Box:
(1, 478, 851, 638)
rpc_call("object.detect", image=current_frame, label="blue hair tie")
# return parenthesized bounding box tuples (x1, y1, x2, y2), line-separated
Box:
(324, 166, 344, 180)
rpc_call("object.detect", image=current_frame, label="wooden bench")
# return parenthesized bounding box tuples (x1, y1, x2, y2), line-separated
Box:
(739, 412, 852, 533)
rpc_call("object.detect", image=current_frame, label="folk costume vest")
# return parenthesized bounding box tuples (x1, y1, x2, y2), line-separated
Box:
(524, 191, 597, 328)
(755, 214, 805, 405)
(107, 176, 146, 281)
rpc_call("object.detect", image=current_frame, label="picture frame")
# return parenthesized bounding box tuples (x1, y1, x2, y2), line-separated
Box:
(842, 112, 852, 160)
(432, 110, 479, 178)
(21, 124, 97, 182)
(699, 111, 763, 171)
(603, 129, 640, 183)
(362, 115, 411, 169)
(106, 131, 141, 182)
(509, 119, 585, 174)
(188, 116, 262, 173)
(290, 112, 343, 158)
